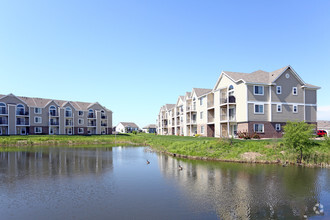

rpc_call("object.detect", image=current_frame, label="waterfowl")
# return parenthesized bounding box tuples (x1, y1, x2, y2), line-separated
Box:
(178, 165, 183, 170)
(147, 160, 150, 164)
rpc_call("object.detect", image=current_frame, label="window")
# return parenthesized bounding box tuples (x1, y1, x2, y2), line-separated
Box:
(0, 103, 6, 114)
(275, 124, 281, 131)
(78, 118, 84, 125)
(200, 111, 203, 119)
(34, 116, 42, 123)
(253, 85, 264, 95)
(49, 106, 56, 116)
(65, 107, 72, 117)
(78, 128, 84, 134)
(34, 108, 42, 114)
(35, 127, 42, 133)
(276, 86, 282, 94)
(78, 111, 84, 116)
(16, 104, 25, 115)
(180, 117, 183, 122)
(201, 126, 204, 134)
(292, 87, 297, 95)
(277, 104, 282, 112)
(88, 109, 94, 118)
(229, 85, 234, 90)
(293, 105, 298, 113)
(254, 124, 264, 133)
(200, 97, 203, 106)
(254, 104, 264, 114)
(101, 110, 106, 119)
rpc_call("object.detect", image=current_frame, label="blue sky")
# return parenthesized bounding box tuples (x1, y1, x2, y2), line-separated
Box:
(0, 0, 329, 127)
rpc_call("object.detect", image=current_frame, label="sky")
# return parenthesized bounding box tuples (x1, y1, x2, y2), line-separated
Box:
(0, 0, 329, 128)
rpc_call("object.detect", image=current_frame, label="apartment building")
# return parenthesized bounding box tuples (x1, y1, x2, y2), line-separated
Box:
(0, 93, 112, 135)
(157, 66, 320, 138)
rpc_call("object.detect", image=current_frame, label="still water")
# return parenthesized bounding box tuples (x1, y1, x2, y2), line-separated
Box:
(0, 146, 329, 220)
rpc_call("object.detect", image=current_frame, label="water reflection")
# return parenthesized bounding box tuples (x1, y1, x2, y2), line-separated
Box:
(0, 147, 113, 182)
(158, 154, 325, 219)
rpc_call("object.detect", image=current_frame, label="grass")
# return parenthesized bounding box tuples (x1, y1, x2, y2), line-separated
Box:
(0, 133, 329, 166)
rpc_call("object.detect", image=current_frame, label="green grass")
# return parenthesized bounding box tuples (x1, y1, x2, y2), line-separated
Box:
(0, 133, 329, 166)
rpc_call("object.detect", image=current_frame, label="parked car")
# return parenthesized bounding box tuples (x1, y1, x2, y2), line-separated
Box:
(317, 130, 327, 137)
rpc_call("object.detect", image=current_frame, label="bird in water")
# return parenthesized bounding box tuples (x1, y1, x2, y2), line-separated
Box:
(282, 161, 288, 167)
(147, 160, 150, 164)
(178, 165, 183, 170)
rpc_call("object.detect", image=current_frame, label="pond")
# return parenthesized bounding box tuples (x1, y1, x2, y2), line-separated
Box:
(0, 146, 329, 219)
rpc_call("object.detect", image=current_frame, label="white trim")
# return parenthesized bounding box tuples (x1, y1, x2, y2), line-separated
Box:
(247, 101, 316, 106)
(275, 124, 281, 131)
(253, 85, 264, 96)
(292, 87, 298, 96)
(277, 104, 282, 112)
(303, 88, 306, 121)
(254, 104, 264, 114)
(201, 125, 204, 134)
(276, 86, 282, 94)
(34, 107, 42, 114)
(78, 127, 84, 134)
(34, 116, 42, 123)
(78, 110, 84, 116)
(78, 118, 84, 125)
(253, 123, 264, 133)
(34, 127, 42, 134)
(272, 66, 306, 85)
(293, 105, 298, 113)
(0, 93, 28, 105)
(269, 86, 272, 122)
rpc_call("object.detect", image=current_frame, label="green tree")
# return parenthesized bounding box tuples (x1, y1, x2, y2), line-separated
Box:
(283, 121, 315, 163)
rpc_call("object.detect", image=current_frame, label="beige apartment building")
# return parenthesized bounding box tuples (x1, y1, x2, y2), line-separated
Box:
(157, 66, 320, 138)
(0, 93, 112, 135)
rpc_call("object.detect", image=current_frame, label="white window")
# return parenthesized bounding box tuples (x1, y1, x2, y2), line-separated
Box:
(254, 124, 264, 133)
(34, 107, 42, 114)
(78, 111, 84, 116)
(200, 111, 203, 119)
(0, 103, 6, 114)
(293, 105, 298, 113)
(78, 118, 84, 125)
(254, 104, 264, 114)
(277, 104, 282, 112)
(35, 127, 42, 133)
(275, 124, 281, 131)
(276, 86, 282, 94)
(292, 87, 298, 95)
(253, 85, 264, 95)
(200, 97, 203, 106)
(78, 128, 84, 134)
(34, 116, 42, 123)
(65, 107, 72, 117)
(201, 126, 204, 134)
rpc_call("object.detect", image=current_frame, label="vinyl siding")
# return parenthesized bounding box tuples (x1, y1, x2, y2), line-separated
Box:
(305, 106, 317, 122)
(271, 104, 304, 122)
(247, 85, 269, 102)
(305, 90, 316, 104)
(248, 103, 269, 121)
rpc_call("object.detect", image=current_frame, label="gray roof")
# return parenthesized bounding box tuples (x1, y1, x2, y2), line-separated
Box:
(119, 122, 139, 128)
(165, 104, 176, 110)
(143, 124, 157, 129)
(192, 88, 212, 97)
(0, 93, 111, 111)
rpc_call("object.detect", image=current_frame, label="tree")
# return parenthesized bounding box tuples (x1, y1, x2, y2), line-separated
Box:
(283, 121, 315, 163)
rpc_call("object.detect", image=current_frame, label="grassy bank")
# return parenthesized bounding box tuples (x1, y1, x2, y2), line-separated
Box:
(0, 134, 329, 166)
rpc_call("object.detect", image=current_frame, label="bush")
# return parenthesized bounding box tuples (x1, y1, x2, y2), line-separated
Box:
(283, 121, 315, 163)
(132, 131, 137, 135)
(252, 133, 260, 139)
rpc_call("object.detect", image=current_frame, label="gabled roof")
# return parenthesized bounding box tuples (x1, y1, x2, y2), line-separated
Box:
(143, 124, 157, 129)
(0, 94, 112, 111)
(118, 122, 139, 128)
(165, 104, 176, 110)
(192, 88, 212, 97)
(215, 66, 318, 89)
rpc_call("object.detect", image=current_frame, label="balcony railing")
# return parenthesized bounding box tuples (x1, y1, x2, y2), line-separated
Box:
(221, 95, 236, 104)
(65, 113, 73, 117)
(16, 111, 29, 116)
(101, 123, 107, 126)
(229, 115, 236, 121)
(0, 110, 7, 115)
(208, 118, 214, 123)
(50, 121, 59, 125)
(101, 115, 107, 119)
(220, 114, 227, 121)
(186, 119, 190, 124)
(49, 111, 58, 117)
(191, 119, 196, 124)
(0, 120, 8, 125)
(88, 113, 95, 118)
(207, 102, 214, 108)
(65, 122, 73, 126)
(16, 121, 29, 125)
(88, 123, 96, 126)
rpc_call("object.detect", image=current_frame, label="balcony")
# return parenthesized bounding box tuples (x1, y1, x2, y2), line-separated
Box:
(207, 102, 214, 108)
(101, 123, 107, 126)
(49, 111, 58, 117)
(186, 119, 190, 124)
(88, 122, 96, 127)
(65, 113, 73, 117)
(0, 109, 7, 115)
(221, 95, 236, 105)
(50, 121, 59, 126)
(101, 115, 107, 119)
(191, 119, 196, 124)
(0, 119, 8, 125)
(16, 120, 29, 125)
(220, 115, 236, 121)
(16, 111, 29, 116)
(208, 118, 214, 123)
(65, 121, 73, 126)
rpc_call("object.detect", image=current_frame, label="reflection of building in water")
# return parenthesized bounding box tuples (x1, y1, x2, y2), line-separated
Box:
(158, 154, 321, 219)
(0, 148, 113, 181)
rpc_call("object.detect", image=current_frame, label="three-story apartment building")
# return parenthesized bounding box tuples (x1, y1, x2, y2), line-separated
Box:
(0, 93, 112, 135)
(157, 66, 320, 138)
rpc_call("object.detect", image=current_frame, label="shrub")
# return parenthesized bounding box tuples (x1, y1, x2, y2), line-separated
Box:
(132, 131, 137, 135)
(252, 133, 260, 139)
